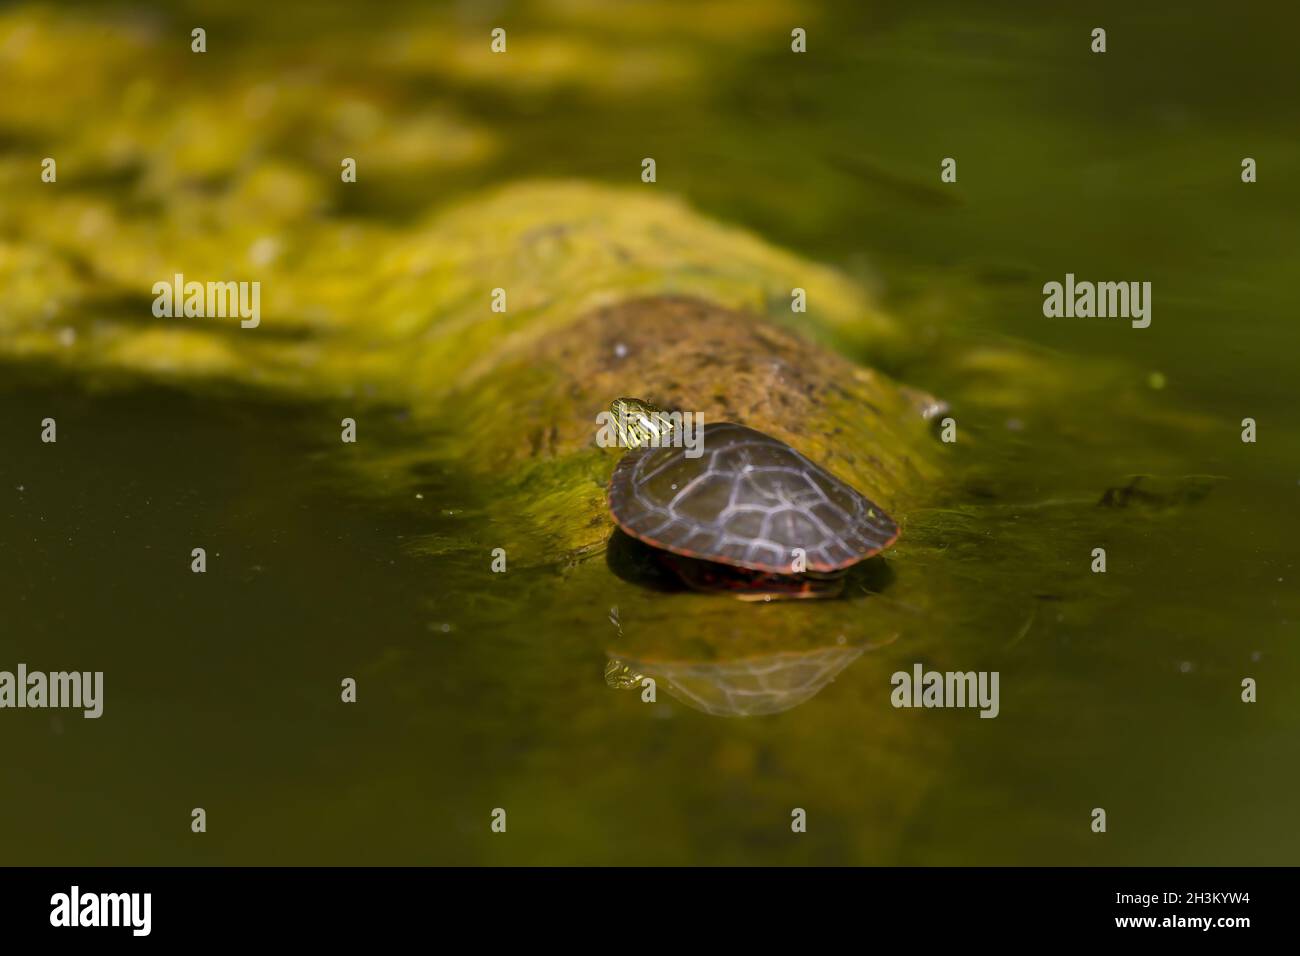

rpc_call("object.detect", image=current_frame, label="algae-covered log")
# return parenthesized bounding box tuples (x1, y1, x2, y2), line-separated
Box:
(2, 177, 943, 567)
(471, 292, 941, 569)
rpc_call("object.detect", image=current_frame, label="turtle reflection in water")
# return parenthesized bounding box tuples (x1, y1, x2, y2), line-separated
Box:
(604, 645, 867, 718)
(605, 397, 899, 600)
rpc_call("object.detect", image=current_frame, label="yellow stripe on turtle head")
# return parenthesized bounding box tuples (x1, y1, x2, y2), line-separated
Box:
(610, 397, 677, 449)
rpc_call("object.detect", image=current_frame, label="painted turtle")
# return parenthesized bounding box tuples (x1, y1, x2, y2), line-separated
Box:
(605, 398, 899, 599)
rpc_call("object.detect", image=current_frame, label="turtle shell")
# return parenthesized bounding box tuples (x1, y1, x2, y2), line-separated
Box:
(607, 422, 899, 573)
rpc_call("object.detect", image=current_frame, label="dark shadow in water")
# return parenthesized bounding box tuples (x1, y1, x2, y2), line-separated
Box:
(606, 527, 895, 599)
(606, 527, 688, 593)
(841, 553, 896, 597)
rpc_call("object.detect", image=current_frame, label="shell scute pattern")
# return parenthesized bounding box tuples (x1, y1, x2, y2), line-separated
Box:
(609, 422, 898, 573)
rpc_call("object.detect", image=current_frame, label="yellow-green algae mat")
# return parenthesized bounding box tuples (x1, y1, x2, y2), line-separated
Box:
(1, 175, 940, 548)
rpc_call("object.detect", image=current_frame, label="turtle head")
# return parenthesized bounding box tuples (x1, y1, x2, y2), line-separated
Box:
(604, 658, 645, 690)
(610, 397, 676, 449)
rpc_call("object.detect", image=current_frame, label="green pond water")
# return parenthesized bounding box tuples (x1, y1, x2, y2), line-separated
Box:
(1, 1, 1297, 864)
